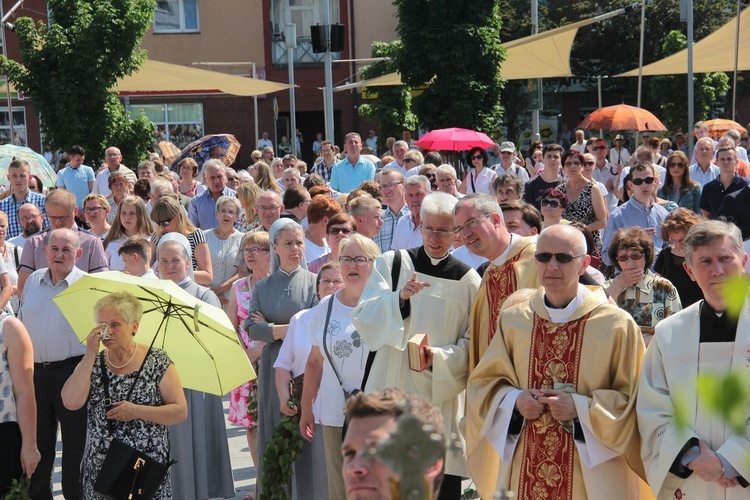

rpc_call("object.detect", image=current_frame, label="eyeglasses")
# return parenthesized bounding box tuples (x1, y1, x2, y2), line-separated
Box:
(404, 158, 416, 163)
(668, 162, 685, 168)
(584, 161, 596, 166)
(257, 205, 281, 213)
(379, 181, 404, 190)
(540, 199, 562, 208)
(500, 151, 514, 155)
(105, 153, 121, 157)
(422, 227, 453, 238)
(592, 146, 607, 151)
(470, 154, 483, 160)
(83, 206, 105, 214)
(452, 214, 491, 235)
(630, 177, 655, 186)
(564, 161, 581, 167)
(48, 213, 74, 223)
(616, 252, 644, 262)
(20, 214, 42, 222)
(534, 252, 585, 264)
(321, 279, 345, 286)
(339, 256, 372, 265)
(328, 227, 353, 236)
(242, 247, 269, 255)
(156, 218, 174, 227)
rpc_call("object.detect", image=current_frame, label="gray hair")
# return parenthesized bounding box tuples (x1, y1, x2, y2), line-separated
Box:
(393, 140, 409, 150)
(349, 195, 382, 217)
(138, 161, 155, 172)
(94, 291, 144, 326)
(150, 178, 173, 194)
(695, 137, 716, 151)
(203, 159, 225, 173)
(215, 195, 242, 214)
(492, 173, 525, 197)
(435, 164, 457, 179)
(726, 129, 741, 143)
(404, 150, 424, 165)
(405, 175, 431, 192)
(282, 167, 300, 178)
(454, 193, 503, 219)
(420, 192, 458, 219)
(684, 219, 744, 266)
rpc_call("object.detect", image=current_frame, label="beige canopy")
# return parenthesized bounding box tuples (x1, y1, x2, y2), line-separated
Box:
(116, 60, 292, 96)
(617, 8, 749, 77)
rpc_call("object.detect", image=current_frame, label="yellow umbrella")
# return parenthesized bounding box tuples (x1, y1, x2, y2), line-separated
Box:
(52, 272, 255, 395)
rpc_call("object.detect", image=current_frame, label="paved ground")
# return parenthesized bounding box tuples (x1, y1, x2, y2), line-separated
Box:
(52, 396, 257, 499)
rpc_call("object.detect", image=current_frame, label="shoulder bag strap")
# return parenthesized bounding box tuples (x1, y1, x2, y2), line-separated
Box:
(320, 297, 349, 396)
(360, 250, 402, 391)
(470, 170, 476, 193)
(13, 245, 19, 270)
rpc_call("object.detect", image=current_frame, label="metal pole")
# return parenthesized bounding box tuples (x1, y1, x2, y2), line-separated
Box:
(323, 0, 334, 142)
(687, 0, 694, 159)
(252, 62, 258, 149)
(597, 76, 603, 138)
(732, 0, 741, 122)
(0, 4, 15, 145)
(531, 0, 539, 142)
(635, 0, 647, 145)
(285, 22, 298, 157)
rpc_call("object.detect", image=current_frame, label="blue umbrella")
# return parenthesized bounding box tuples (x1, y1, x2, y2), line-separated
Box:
(169, 133, 241, 171)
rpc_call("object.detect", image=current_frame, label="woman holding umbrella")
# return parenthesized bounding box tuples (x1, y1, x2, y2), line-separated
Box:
(177, 158, 206, 198)
(61, 290, 188, 500)
(244, 219, 318, 498)
(458, 146, 497, 195)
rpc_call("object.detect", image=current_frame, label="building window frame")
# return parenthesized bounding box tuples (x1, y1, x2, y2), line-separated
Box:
(154, 0, 200, 33)
(131, 103, 204, 149)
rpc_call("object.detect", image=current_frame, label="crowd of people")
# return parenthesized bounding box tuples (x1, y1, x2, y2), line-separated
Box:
(1, 121, 750, 500)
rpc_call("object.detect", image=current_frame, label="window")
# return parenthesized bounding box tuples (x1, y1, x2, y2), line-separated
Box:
(131, 103, 204, 149)
(0, 107, 27, 147)
(154, 0, 199, 33)
(271, 0, 340, 65)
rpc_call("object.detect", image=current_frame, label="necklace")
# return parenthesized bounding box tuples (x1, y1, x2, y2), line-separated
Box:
(106, 345, 138, 369)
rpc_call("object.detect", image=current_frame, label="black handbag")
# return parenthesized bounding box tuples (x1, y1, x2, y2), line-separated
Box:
(94, 349, 176, 500)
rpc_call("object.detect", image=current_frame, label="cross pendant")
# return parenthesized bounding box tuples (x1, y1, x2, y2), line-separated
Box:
(284, 285, 293, 295)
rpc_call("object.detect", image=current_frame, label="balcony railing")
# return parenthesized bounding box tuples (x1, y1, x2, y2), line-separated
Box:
(272, 33, 340, 66)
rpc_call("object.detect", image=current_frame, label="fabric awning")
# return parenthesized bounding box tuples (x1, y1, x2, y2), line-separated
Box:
(334, 11, 620, 91)
(116, 60, 292, 96)
(617, 7, 750, 77)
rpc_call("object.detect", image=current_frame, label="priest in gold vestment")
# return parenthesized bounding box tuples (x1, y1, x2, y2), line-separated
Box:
(466, 225, 652, 499)
(453, 194, 540, 373)
(638, 220, 750, 499)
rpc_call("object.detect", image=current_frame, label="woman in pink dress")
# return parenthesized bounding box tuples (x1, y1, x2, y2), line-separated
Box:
(227, 231, 271, 483)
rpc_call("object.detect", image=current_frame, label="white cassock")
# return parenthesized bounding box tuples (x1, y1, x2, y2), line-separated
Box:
(638, 299, 750, 499)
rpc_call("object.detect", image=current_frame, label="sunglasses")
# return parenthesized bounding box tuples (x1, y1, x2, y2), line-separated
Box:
(668, 162, 685, 168)
(630, 177, 655, 186)
(540, 199, 562, 208)
(534, 252, 585, 264)
(616, 252, 644, 262)
(328, 227, 353, 236)
(592, 146, 606, 151)
(470, 154, 483, 160)
(156, 218, 174, 227)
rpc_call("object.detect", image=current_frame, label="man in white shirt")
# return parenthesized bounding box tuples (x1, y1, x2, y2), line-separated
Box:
(257, 131, 273, 150)
(92, 146, 137, 197)
(690, 137, 720, 188)
(384, 140, 409, 175)
(391, 175, 430, 250)
(571, 129, 587, 153)
(494, 142, 529, 182)
(365, 129, 378, 152)
(590, 138, 620, 212)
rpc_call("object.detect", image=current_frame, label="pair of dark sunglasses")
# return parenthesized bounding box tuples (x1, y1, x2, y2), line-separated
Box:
(156, 218, 174, 227)
(631, 177, 655, 186)
(534, 252, 585, 264)
(540, 199, 562, 208)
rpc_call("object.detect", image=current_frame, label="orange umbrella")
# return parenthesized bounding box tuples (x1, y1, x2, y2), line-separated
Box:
(701, 118, 747, 139)
(576, 104, 667, 132)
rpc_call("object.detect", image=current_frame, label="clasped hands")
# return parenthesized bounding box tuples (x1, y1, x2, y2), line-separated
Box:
(516, 389, 578, 422)
(688, 440, 739, 488)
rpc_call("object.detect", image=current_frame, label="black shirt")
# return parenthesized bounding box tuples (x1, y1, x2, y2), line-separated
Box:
(653, 246, 704, 307)
(523, 175, 563, 210)
(699, 174, 747, 218)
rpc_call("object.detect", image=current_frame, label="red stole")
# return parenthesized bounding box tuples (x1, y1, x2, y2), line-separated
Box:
(485, 249, 524, 342)
(517, 312, 590, 500)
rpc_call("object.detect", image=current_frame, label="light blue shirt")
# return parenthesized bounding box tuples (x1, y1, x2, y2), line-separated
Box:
(187, 186, 237, 230)
(689, 162, 720, 188)
(329, 155, 376, 193)
(602, 198, 669, 266)
(56, 164, 95, 209)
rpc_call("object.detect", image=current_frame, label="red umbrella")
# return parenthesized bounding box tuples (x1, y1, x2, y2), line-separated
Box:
(576, 104, 667, 132)
(414, 127, 495, 151)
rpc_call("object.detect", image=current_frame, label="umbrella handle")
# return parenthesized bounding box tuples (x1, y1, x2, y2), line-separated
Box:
(193, 303, 201, 332)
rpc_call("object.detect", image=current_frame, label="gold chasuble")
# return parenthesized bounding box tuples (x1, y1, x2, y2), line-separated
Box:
(466, 288, 652, 500)
(468, 237, 539, 374)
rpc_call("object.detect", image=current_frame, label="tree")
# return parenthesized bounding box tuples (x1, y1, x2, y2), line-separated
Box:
(648, 31, 730, 131)
(358, 41, 418, 152)
(0, 0, 156, 167)
(393, 0, 506, 133)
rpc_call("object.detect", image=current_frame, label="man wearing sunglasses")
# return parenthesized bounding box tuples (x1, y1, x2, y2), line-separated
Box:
(602, 162, 669, 267)
(466, 224, 648, 500)
(453, 194, 540, 373)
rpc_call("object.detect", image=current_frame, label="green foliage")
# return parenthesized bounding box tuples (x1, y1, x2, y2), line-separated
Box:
(358, 41, 418, 151)
(4, 474, 30, 499)
(0, 0, 156, 167)
(259, 399, 304, 499)
(649, 31, 730, 131)
(697, 372, 749, 435)
(393, 0, 506, 133)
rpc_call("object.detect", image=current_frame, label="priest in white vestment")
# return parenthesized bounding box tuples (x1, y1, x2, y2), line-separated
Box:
(638, 219, 750, 499)
(352, 192, 481, 497)
(466, 224, 651, 500)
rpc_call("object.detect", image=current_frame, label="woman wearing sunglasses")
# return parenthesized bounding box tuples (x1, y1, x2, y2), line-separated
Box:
(307, 213, 357, 273)
(603, 226, 682, 346)
(656, 151, 702, 213)
(539, 187, 569, 230)
(458, 146, 497, 195)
